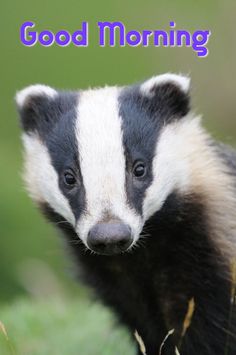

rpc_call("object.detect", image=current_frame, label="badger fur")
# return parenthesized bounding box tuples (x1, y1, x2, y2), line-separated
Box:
(16, 74, 236, 354)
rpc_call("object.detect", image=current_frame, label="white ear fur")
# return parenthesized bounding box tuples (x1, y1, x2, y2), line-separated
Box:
(15, 84, 57, 108)
(140, 73, 190, 97)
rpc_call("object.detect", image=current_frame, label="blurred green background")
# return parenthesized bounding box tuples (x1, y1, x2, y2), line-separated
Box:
(0, 0, 236, 353)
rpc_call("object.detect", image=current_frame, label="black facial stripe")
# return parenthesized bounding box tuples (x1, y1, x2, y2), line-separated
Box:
(118, 81, 190, 215)
(45, 92, 86, 222)
(119, 86, 158, 215)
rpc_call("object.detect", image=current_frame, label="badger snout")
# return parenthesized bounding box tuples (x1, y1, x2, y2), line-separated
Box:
(87, 221, 132, 255)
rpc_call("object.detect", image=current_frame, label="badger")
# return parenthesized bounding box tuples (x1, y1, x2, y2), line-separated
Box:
(16, 74, 236, 355)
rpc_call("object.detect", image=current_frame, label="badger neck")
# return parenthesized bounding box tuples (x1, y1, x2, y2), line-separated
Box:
(158, 116, 236, 262)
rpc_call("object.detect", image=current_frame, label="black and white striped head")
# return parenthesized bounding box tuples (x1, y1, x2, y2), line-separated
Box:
(16, 74, 193, 255)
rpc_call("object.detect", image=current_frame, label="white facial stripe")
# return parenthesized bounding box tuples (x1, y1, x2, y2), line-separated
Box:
(16, 84, 57, 108)
(22, 133, 75, 226)
(75, 87, 142, 245)
(143, 116, 199, 220)
(140, 73, 190, 97)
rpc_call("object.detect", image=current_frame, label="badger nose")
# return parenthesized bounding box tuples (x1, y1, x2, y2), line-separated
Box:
(87, 222, 132, 255)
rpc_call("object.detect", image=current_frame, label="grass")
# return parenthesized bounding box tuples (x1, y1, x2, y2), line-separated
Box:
(0, 297, 135, 355)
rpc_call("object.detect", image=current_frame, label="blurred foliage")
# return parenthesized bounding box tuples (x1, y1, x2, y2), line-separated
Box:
(0, 0, 236, 302)
(0, 298, 135, 355)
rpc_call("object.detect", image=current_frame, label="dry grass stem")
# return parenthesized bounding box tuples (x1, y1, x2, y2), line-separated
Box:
(159, 328, 175, 355)
(134, 330, 147, 355)
(175, 346, 181, 355)
(0, 320, 8, 339)
(181, 298, 195, 337)
(231, 260, 236, 301)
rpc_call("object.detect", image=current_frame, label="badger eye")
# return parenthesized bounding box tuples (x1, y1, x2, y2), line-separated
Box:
(64, 172, 76, 186)
(133, 162, 146, 178)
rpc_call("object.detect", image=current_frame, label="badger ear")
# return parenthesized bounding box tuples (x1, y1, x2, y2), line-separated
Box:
(140, 73, 191, 119)
(15, 84, 60, 135)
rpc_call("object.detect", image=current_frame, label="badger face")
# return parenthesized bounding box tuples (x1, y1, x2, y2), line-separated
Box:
(16, 74, 191, 255)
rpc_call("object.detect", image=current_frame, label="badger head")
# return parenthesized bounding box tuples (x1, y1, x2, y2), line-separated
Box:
(16, 74, 194, 256)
